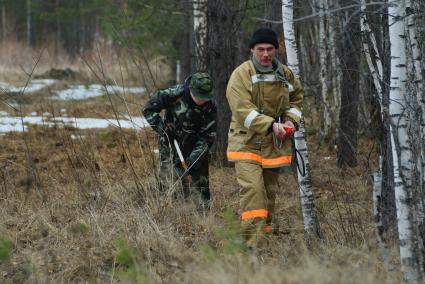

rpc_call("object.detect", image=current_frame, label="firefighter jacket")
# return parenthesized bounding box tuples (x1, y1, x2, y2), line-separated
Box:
(143, 83, 217, 165)
(226, 59, 303, 168)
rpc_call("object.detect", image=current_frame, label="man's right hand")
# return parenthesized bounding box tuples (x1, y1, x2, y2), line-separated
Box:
(273, 122, 295, 140)
(272, 122, 286, 140)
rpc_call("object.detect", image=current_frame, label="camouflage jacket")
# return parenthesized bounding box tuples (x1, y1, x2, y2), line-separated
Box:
(143, 84, 217, 163)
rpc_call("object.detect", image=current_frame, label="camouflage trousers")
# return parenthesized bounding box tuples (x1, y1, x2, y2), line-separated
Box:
(158, 145, 210, 210)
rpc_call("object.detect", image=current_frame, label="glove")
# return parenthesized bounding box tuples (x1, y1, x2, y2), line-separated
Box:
(282, 120, 295, 138)
(185, 156, 199, 171)
(283, 126, 294, 138)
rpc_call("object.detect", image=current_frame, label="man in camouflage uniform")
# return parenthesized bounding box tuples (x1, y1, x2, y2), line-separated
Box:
(143, 72, 216, 209)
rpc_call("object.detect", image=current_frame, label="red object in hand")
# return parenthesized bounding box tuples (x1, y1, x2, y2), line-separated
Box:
(283, 126, 294, 137)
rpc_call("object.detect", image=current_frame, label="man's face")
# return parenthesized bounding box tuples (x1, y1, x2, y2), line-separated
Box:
(251, 43, 276, 67)
(190, 91, 210, 106)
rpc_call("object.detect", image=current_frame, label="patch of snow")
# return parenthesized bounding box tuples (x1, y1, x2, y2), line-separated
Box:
(30, 112, 37, 116)
(0, 111, 8, 116)
(52, 84, 146, 101)
(0, 79, 57, 94)
(0, 115, 149, 133)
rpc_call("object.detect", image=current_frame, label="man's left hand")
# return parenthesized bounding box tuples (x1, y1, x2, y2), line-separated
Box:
(282, 120, 295, 138)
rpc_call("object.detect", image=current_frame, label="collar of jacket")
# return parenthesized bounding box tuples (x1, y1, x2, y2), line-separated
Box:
(251, 56, 289, 85)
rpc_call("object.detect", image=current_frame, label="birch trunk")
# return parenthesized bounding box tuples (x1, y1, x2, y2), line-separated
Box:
(360, 1, 393, 273)
(389, 1, 423, 282)
(282, 0, 321, 238)
(373, 156, 394, 274)
(327, 0, 341, 128)
(317, 0, 331, 139)
(193, 0, 207, 71)
(406, 0, 425, 273)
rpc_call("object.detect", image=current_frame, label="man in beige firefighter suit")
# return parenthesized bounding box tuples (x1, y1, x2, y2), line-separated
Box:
(226, 27, 303, 248)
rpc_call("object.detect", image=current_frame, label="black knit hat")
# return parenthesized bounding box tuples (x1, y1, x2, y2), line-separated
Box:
(249, 28, 279, 49)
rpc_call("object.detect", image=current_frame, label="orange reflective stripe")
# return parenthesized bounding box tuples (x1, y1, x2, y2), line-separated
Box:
(241, 209, 268, 220)
(227, 151, 292, 167)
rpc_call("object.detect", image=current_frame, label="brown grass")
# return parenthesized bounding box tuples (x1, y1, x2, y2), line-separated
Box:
(0, 120, 401, 283)
(0, 41, 401, 283)
(0, 38, 171, 91)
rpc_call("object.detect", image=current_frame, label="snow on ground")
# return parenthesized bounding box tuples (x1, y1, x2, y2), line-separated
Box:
(0, 114, 149, 133)
(0, 79, 145, 100)
(52, 84, 146, 100)
(0, 79, 57, 94)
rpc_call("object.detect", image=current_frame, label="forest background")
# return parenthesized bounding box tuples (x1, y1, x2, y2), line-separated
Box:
(0, 0, 424, 283)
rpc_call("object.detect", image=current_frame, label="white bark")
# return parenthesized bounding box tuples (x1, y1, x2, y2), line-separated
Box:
(327, 0, 341, 126)
(193, 0, 207, 71)
(391, 129, 422, 283)
(389, 1, 423, 282)
(317, 0, 331, 138)
(373, 156, 394, 275)
(360, 0, 383, 108)
(406, 0, 425, 274)
(282, 0, 321, 238)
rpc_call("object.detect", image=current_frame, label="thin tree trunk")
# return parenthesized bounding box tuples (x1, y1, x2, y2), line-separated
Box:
(55, 0, 61, 60)
(282, 0, 321, 239)
(193, 0, 207, 71)
(1, 2, 6, 41)
(389, 1, 423, 282)
(328, 0, 341, 130)
(26, 0, 31, 46)
(178, 0, 194, 82)
(406, 0, 425, 273)
(373, 156, 395, 275)
(79, 1, 85, 54)
(317, 0, 331, 139)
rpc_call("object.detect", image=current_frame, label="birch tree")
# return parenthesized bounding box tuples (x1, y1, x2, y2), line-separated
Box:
(193, 0, 207, 71)
(389, 0, 424, 281)
(406, 0, 425, 272)
(360, 0, 395, 273)
(316, 0, 331, 139)
(282, 0, 321, 238)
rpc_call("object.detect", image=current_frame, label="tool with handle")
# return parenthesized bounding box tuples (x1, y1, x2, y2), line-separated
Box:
(174, 139, 188, 170)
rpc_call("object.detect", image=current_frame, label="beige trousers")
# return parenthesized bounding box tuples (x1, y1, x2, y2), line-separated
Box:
(235, 162, 279, 248)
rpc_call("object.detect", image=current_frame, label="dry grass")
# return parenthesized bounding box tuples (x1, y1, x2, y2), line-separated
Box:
(0, 121, 402, 283)
(0, 38, 171, 91)
(0, 41, 402, 283)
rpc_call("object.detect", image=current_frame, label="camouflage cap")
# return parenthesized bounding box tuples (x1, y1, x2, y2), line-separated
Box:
(190, 72, 213, 100)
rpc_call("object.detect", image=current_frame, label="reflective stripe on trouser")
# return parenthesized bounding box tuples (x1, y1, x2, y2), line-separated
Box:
(235, 162, 279, 247)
